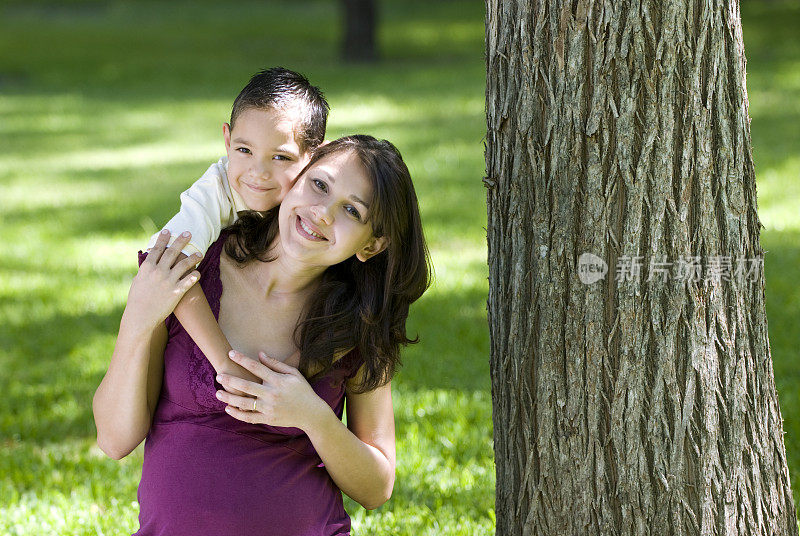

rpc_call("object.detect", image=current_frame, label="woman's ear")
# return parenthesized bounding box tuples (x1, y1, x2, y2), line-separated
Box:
(356, 236, 389, 262)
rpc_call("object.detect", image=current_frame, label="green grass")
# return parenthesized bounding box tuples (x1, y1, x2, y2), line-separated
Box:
(0, 0, 798, 534)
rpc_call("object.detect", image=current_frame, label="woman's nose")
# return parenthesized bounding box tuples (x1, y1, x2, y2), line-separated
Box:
(310, 203, 333, 225)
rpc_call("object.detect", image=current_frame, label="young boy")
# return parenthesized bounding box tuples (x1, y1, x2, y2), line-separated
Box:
(147, 67, 329, 384)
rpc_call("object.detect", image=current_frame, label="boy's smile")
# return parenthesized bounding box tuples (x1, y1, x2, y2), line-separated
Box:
(223, 107, 309, 212)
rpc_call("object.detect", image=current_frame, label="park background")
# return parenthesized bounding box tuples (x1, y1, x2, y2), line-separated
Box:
(0, 0, 797, 533)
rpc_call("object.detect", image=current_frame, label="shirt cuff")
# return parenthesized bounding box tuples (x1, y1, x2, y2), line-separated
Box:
(144, 237, 203, 260)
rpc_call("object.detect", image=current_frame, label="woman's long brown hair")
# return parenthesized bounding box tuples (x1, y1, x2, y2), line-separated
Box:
(225, 135, 431, 393)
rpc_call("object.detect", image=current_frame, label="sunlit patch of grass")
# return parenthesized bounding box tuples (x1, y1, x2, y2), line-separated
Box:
(0, 439, 143, 535)
(347, 387, 495, 535)
(756, 157, 800, 231)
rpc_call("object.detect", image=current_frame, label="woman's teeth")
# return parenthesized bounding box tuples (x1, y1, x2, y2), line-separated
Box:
(300, 218, 325, 239)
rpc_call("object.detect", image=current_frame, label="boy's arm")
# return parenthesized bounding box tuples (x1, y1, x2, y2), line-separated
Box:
(172, 254, 260, 388)
(146, 162, 233, 258)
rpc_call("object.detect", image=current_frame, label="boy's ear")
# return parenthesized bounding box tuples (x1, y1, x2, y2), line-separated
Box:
(356, 236, 389, 263)
(223, 123, 232, 150)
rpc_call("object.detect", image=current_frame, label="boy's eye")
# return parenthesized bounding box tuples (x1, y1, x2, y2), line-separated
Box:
(345, 205, 362, 221)
(273, 155, 291, 161)
(236, 147, 252, 154)
(312, 179, 328, 193)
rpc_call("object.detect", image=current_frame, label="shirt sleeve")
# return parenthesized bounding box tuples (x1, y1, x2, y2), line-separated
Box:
(145, 161, 235, 257)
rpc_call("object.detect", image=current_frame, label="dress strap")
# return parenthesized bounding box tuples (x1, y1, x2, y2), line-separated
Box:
(195, 231, 229, 320)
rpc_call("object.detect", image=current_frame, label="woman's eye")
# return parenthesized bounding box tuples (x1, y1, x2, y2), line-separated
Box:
(236, 147, 251, 154)
(312, 179, 328, 192)
(345, 205, 362, 220)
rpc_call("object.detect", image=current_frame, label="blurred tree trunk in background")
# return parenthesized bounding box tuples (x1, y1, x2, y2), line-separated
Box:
(341, 0, 377, 62)
(485, 0, 798, 534)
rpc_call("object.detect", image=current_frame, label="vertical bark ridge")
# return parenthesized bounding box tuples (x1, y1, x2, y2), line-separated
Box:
(486, 0, 798, 534)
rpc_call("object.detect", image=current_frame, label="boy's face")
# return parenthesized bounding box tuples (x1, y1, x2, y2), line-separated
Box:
(223, 106, 310, 212)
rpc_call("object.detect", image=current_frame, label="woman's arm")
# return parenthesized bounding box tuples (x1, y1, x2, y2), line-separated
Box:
(307, 373, 396, 510)
(93, 318, 167, 459)
(93, 231, 200, 460)
(215, 353, 396, 510)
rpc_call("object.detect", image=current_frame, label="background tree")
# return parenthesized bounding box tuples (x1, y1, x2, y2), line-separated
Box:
(485, 0, 798, 534)
(341, 0, 378, 62)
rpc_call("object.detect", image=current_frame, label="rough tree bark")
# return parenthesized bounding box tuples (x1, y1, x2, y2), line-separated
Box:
(340, 0, 378, 62)
(485, 1, 797, 535)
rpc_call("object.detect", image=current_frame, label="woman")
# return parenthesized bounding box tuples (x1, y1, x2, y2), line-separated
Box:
(93, 136, 431, 535)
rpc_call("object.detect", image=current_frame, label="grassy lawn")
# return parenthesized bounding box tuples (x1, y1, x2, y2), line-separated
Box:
(0, 0, 797, 534)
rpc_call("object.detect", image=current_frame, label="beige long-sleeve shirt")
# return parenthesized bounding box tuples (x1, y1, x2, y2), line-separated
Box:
(146, 157, 249, 257)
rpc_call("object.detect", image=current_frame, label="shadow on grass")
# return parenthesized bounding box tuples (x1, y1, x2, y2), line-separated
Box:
(0, 305, 124, 443)
(399, 284, 489, 393)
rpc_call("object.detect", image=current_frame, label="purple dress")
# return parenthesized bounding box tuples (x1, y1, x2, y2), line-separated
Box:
(133, 235, 362, 536)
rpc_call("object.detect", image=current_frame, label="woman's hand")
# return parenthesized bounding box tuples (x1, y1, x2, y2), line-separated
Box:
(125, 230, 202, 331)
(215, 350, 331, 431)
(212, 360, 262, 397)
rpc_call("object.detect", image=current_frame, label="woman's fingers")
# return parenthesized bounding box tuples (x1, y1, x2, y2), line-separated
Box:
(159, 231, 191, 268)
(216, 371, 262, 397)
(145, 230, 170, 266)
(229, 351, 275, 382)
(258, 351, 299, 375)
(223, 405, 261, 424)
(178, 270, 201, 293)
(174, 252, 203, 278)
(215, 389, 258, 412)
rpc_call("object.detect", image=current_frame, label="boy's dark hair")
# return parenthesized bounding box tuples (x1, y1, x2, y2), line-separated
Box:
(230, 67, 329, 152)
(225, 135, 432, 393)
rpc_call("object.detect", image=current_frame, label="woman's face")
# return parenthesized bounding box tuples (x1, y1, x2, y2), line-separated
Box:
(278, 150, 387, 267)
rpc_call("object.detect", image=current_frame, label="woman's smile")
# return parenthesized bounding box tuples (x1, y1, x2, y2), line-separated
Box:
(296, 215, 328, 241)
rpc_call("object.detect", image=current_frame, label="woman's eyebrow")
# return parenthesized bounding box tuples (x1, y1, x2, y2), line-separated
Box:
(317, 169, 370, 209)
(350, 194, 369, 209)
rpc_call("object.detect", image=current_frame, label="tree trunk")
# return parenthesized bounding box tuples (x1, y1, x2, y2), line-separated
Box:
(484, 1, 798, 535)
(341, 0, 378, 62)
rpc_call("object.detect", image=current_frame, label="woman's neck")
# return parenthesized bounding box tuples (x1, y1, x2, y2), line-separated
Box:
(243, 239, 325, 300)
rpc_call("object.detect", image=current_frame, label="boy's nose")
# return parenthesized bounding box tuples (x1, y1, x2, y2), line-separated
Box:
(251, 162, 270, 180)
